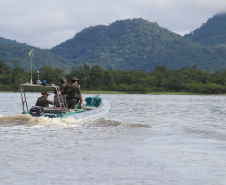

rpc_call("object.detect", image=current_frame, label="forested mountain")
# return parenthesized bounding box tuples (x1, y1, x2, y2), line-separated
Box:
(0, 42, 76, 71)
(184, 13, 226, 46)
(1, 15, 226, 73)
(51, 18, 226, 72)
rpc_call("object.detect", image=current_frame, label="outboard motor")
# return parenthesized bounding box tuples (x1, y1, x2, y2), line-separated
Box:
(30, 106, 44, 117)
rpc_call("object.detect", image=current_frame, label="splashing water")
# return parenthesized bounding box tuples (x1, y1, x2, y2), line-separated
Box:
(0, 114, 150, 129)
(0, 114, 84, 127)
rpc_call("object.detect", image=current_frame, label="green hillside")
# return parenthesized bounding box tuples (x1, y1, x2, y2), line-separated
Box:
(0, 43, 75, 71)
(184, 13, 226, 46)
(0, 42, 76, 72)
(51, 18, 226, 72)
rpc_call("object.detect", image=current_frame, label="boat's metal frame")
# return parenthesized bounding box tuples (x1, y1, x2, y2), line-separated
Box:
(20, 83, 66, 115)
(20, 83, 110, 120)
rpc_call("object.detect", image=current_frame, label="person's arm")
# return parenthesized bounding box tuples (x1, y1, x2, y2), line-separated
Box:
(79, 93, 83, 105)
(61, 85, 67, 95)
(47, 100, 54, 105)
(77, 86, 83, 105)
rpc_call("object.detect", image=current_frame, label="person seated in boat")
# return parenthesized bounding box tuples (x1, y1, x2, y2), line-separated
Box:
(36, 92, 55, 107)
(54, 78, 67, 97)
(61, 77, 83, 109)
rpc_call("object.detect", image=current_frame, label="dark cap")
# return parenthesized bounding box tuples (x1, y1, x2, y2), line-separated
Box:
(60, 78, 66, 83)
(71, 77, 79, 81)
(41, 92, 50, 95)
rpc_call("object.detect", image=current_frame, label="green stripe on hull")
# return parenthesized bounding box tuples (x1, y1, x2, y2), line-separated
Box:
(22, 110, 84, 118)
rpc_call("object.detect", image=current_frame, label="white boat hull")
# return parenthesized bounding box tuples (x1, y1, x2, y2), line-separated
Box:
(61, 99, 110, 120)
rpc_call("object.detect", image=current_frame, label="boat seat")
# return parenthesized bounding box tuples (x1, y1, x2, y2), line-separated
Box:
(43, 107, 80, 114)
(85, 106, 96, 110)
(43, 107, 65, 113)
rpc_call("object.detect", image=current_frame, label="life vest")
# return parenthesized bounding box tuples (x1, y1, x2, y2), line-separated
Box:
(66, 84, 79, 99)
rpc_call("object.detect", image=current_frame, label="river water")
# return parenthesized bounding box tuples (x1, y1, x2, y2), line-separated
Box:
(0, 92, 226, 185)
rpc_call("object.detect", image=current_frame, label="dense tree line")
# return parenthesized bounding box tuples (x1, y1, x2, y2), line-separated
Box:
(0, 60, 226, 94)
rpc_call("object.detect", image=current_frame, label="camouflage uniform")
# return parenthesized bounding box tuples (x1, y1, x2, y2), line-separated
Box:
(60, 83, 67, 95)
(36, 96, 54, 107)
(63, 83, 81, 109)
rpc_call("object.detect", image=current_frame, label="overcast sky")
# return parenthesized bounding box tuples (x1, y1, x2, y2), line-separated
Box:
(0, 0, 225, 49)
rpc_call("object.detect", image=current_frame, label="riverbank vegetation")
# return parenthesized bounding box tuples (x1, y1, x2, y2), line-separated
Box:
(0, 60, 226, 94)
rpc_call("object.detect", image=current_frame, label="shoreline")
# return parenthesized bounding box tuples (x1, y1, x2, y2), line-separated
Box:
(1, 90, 226, 95)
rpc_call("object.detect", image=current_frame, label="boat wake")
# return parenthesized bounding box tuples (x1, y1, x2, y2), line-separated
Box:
(0, 114, 84, 127)
(0, 114, 150, 128)
(86, 118, 151, 128)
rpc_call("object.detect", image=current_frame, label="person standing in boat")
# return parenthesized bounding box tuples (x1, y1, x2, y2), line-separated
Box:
(54, 78, 67, 96)
(36, 92, 55, 107)
(61, 77, 83, 109)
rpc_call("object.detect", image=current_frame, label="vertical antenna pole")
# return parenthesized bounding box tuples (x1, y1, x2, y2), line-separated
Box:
(37, 71, 40, 81)
(30, 49, 33, 84)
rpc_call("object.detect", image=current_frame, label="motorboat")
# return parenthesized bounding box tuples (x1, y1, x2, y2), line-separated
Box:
(20, 83, 110, 120)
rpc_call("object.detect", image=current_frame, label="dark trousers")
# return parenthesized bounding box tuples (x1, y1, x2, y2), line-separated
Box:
(67, 98, 78, 109)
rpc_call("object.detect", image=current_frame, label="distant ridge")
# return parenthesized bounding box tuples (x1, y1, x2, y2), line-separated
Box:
(184, 13, 226, 46)
(0, 42, 76, 71)
(0, 37, 27, 46)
